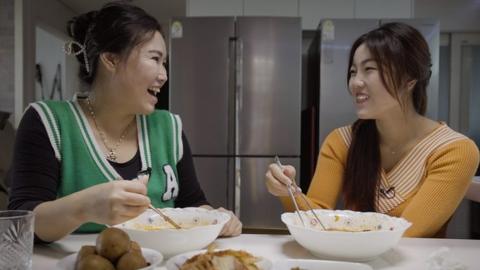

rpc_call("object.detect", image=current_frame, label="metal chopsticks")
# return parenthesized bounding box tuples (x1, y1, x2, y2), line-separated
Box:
(137, 168, 182, 229)
(148, 206, 182, 229)
(286, 182, 306, 227)
(274, 156, 326, 230)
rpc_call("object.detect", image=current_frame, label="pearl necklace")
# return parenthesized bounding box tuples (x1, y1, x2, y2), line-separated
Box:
(85, 97, 134, 162)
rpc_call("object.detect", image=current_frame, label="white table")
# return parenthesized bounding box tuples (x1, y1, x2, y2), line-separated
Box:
(466, 176, 480, 202)
(33, 233, 480, 269)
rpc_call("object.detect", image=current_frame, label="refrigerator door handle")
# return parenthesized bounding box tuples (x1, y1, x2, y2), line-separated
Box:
(235, 38, 243, 156)
(235, 157, 241, 217)
(227, 37, 236, 156)
(234, 38, 243, 217)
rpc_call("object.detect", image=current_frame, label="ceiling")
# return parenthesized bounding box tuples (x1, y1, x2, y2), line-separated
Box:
(58, 0, 186, 36)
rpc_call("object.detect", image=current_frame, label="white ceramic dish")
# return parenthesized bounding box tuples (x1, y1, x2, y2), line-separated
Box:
(115, 207, 230, 257)
(165, 249, 272, 270)
(272, 259, 373, 270)
(282, 209, 411, 261)
(56, 247, 163, 270)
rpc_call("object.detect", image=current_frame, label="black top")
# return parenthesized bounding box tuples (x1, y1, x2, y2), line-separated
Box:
(8, 107, 209, 213)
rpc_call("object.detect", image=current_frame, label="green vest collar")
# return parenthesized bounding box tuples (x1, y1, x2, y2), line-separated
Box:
(68, 100, 152, 180)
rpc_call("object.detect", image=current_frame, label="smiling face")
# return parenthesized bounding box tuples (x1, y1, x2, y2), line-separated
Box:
(111, 31, 168, 115)
(348, 44, 402, 120)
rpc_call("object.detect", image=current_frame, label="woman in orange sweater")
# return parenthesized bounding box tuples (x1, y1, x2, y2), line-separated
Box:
(265, 22, 479, 237)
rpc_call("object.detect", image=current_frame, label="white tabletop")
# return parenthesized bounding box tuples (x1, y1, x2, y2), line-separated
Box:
(466, 176, 480, 202)
(33, 233, 480, 269)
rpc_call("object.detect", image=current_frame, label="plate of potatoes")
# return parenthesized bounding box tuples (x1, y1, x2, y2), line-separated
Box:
(57, 227, 163, 270)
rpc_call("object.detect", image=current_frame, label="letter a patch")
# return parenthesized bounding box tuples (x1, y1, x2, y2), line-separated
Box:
(162, 164, 179, 201)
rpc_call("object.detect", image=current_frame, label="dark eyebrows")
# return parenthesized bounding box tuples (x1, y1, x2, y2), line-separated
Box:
(148, 50, 164, 57)
(360, 58, 376, 65)
(350, 58, 376, 70)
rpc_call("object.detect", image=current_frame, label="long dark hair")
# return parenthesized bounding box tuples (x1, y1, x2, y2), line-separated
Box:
(343, 22, 432, 211)
(67, 1, 162, 86)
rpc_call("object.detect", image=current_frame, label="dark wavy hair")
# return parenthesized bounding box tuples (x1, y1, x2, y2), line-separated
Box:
(343, 22, 432, 211)
(67, 1, 162, 86)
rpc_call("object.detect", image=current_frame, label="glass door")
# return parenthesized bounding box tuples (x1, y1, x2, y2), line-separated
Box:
(438, 33, 450, 123)
(450, 34, 480, 138)
(448, 33, 480, 239)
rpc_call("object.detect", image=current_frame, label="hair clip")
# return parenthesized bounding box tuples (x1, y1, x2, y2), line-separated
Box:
(63, 40, 84, 56)
(63, 40, 90, 74)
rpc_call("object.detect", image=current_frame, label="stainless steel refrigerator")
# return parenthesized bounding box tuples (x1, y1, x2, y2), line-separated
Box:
(310, 19, 439, 144)
(169, 17, 301, 230)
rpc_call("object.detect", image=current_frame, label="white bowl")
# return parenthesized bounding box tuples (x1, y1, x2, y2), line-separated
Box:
(115, 207, 230, 258)
(281, 210, 411, 261)
(56, 248, 163, 270)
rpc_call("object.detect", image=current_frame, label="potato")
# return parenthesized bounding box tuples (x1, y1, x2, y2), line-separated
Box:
(116, 251, 148, 270)
(75, 245, 96, 268)
(96, 227, 131, 262)
(130, 241, 142, 254)
(76, 254, 115, 270)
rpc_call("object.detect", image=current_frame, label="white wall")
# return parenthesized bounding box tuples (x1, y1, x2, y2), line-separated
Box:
(14, 0, 76, 127)
(35, 27, 69, 101)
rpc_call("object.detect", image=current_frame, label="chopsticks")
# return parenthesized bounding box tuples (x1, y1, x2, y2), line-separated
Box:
(148, 206, 182, 229)
(274, 156, 326, 230)
(137, 168, 182, 229)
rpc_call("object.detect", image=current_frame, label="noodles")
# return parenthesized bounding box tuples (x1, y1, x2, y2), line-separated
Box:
(131, 220, 212, 231)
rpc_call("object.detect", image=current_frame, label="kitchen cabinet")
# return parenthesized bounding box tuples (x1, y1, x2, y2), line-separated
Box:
(187, 0, 413, 29)
(354, 0, 413, 19)
(299, 0, 354, 29)
(243, 0, 298, 16)
(186, 0, 243, 16)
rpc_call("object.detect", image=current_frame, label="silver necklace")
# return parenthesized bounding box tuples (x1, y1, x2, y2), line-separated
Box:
(85, 97, 134, 161)
(382, 144, 402, 155)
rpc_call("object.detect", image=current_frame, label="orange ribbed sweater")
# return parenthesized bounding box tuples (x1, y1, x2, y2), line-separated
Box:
(281, 124, 479, 237)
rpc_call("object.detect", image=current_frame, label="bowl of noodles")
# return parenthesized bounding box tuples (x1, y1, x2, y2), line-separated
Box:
(115, 207, 230, 258)
(281, 209, 411, 261)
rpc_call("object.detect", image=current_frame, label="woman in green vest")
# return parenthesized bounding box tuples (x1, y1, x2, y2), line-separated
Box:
(8, 2, 241, 242)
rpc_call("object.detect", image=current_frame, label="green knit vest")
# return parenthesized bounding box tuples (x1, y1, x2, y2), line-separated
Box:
(30, 100, 182, 233)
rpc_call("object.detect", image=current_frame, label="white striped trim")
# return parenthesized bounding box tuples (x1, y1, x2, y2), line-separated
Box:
(338, 126, 352, 147)
(69, 101, 121, 180)
(37, 102, 62, 144)
(139, 115, 152, 169)
(30, 103, 61, 160)
(174, 114, 183, 161)
(169, 114, 178, 163)
(137, 115, 148, 171)
(168, 113, 184, 163)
